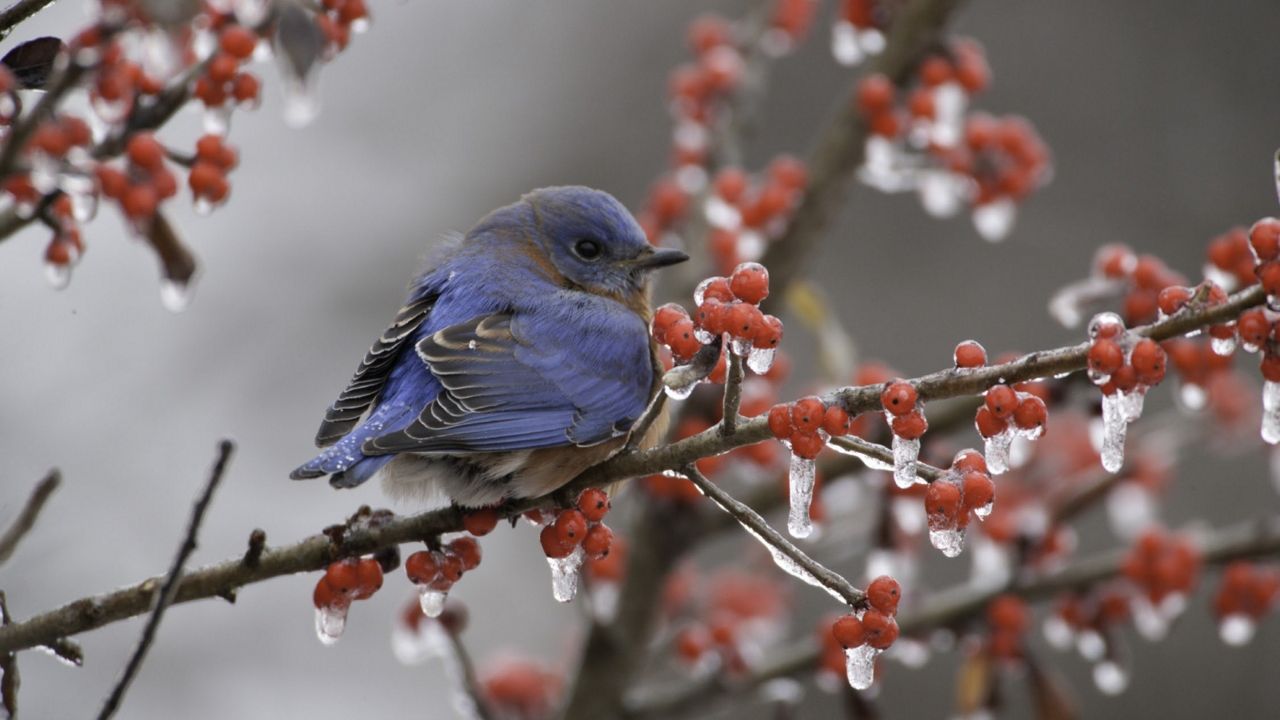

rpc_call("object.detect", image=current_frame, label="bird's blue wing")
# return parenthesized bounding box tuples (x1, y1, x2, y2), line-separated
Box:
(363, 294, 653, 455)
(310, 294, 437, 447)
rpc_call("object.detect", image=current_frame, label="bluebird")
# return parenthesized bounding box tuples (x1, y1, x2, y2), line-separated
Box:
(291, 186, 688, 506)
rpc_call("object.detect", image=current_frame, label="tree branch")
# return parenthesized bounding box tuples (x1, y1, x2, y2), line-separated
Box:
(0, 469, 59, 567)
(96, 440, 233, 720)
(720, 352, 745, 436)
(623, 514, 1280, 717)
(0, 0, 57, 41)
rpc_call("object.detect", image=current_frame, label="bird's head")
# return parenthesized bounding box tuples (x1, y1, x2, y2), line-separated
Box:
(521, 186, 688, 299)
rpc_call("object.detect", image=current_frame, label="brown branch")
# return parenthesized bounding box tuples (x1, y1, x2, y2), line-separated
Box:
(0, 0, 57, 41)
(96, 440, 233, 720)
(720, 352, 745, 435)
(0, 592, 16, 720)
(0, 469, 59, 567)
(759, 0, 967, 302)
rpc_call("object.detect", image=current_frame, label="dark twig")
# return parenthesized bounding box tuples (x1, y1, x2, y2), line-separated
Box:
(624, 514, 1280, 717)
(682, 465, 865, 607)
(0, 0, 57, 41)
(241, 529, 266, 569)
(0, 469, 59, 567)
(721, 352, 745, 435)
(0, 592, 17, 720)
(96, 440, 233, 720)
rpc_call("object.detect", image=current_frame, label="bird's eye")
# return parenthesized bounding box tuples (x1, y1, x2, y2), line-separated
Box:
(573, 239, 603, 261)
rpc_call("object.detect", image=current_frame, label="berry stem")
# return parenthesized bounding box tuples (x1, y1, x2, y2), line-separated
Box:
(720, 351, 745, 436)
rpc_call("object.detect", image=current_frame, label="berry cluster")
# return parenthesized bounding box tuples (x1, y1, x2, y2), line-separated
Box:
(193, 23, 263, 124)
(973, 382, 1047, 474)
(880, 379, 927, 488)
(924, 449, 995, 557)
(953, 339, 987, 369)
(478, 658, 563, 720)
(1121, 528, 1201, 609)
(1042, 586, 1135, 694)
(1086, 312, 1168, 471)
(653, 262, 783, 375)
(315, 0, 371, 57)
(1156, 280, 1234, 354)
(1090, 245, 1189, 326)
(767, 396, 851, 460)
(702, 158, 809, 275)
(1212, 561, 1280, 646)
(312, 556, 384, 645)
(1205, 226, 1258, 291)
(538, 488, 614, 561)
(827, 575, 901, 689)
(985, 594, 1029, 660)
(672, 570, 789, 676)
(404, 536, 482, 617)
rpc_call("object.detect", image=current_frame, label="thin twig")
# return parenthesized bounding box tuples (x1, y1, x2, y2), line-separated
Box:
(0, 0, 57, 42)
(0, 591, 17, 720)
(828, 436, 944, 481)
(625, 392, 667, 453)
(721, 352, 745, 435)
(682, 465, 865, 606)
(96, 440, 233, 720)
(0, 469, 59, 567)
(623, 514, 1280, 717)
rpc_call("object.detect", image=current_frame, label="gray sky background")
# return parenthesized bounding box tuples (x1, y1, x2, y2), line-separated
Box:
(3, 1, 1280, 718)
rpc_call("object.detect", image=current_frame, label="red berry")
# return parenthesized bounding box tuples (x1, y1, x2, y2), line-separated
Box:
(1012, 395, 1047, 432)
(918, 55, 953, 87)
(405, 550, 441, 584)
(666, 318, 701, 360)
(353, 557, 383, 599)
(831, 614, 866, 648)
(752, 314, 784, 349)
(207, 53, 239, 84)
(890, 410, 927, 440)
(790, 430, 825, 459)
(652, 303, 689, 340)
(463, 507, 500, 536)
(324, 560, 361, 596)
(313, 577, 347, 610)
(855, 73, 894, 116)
(790, 396, 825, 433)
(675, 625, 710, 662)
(880, 381, 917, 416)
(1250, 218, 1280, 262)
(983, 385, 1018, 419)
(987, 595, 1029, 633)
(724, 301, 763, 339)
(953, 340, 986, 369)
(540, 524, 574, 559)
(122, 183, 158, 219)
(1088, 339, 1124, 376)
(1261, 262, 1280, 296)
(582, 523, 613, 559)
(232, 73, 261, 103)
(866, 576, 902, 615)
(700, 276, 735, 303)
(767, 403, 793, 439)
(925, 481, 962, 519)
(729, 262, 769, 304)
(952, 449, 988, 474)
(126, 133, 165, 171)
(861, 609, 899, 649)
(577, 488, 610, 522)
(907, 88, 935, 119)
(822, 406, 851, 436)
(1130, 338, 1167, 385)
(448, 537, 482, 571)
(553, 509, 588, 544)
(219, 25, 258, 59)
(695, 299, 728, 335)
(1238, 309, 1269, 348)
(95, 165, 128, 199)
(961, 471, 994, 513)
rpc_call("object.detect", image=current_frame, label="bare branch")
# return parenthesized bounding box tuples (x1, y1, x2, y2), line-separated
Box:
(720, 352, 745, 436)
(0, 0, 58, 42)
(0, 592, 17, 720)
(624, 514, 1280, 717)
(96, 440, 233, 720)
(682, 465, 865, 607)
(0, 469, 59, 567)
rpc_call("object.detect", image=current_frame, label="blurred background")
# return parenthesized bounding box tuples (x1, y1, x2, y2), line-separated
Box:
(4, 0, 1280, 717)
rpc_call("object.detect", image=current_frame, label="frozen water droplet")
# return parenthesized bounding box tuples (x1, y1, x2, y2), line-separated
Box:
(787, 453, 817, 538)
(1106, 482, 1155, 540)
(1101, 393, 1127, 472)
(930, 83, 967, 148)
(283, 77, 321, 128)
(859, 29, 885, 54)
(194, 196, 216, 216)
(1093, 660, 1129, 695)
(891, 495, 926, 534)
(589, 580, 620, 623)
(1219, 614, 1256, 646)
(1088, 312, 1125, 341)
(1262, 381, 1280, 444)
(1076, 629, 1105, 661)
(983, 429, 1013, 475)
(891, 435, 920, 489)
(1210, 334, 1237, 356)
(1042, 615, 1074, 650)
(30, 153, 60, 194)
(970, 534, 1010, 587)
(831, 22, 863, 66)
(972, 198, 1016, 242)
(693, 276, 714, 305)
(737, 230, 765, 261)
(234, 0, 270, 26)
(547, 545, 585, 602)
(315, 604, 347, 645)
(845, 644, 878, 690)
(928, 526, 965, 558)
(1176, 381, 1207, 411)
(1130, 594, 1170, 641)
(704, 196, 741, 229)
(203, 105, 232, 135)
(418, 587, 447, 617)
(746, 346, 775, 374)
(350, 17, 370, 34)
(918, 170, 966, 218)
(160, 278, 194, 312)
(663, 373, 699, 400)
(45, 262, 71, 289)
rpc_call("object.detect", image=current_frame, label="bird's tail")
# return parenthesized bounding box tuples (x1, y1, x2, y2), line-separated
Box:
(290, 404, 407, 488)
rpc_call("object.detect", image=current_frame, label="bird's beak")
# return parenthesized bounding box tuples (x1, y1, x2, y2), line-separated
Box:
(634, 247, 689, 270)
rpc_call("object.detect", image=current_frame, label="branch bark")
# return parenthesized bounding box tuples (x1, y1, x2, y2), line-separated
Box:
(0, 469, 59, 567)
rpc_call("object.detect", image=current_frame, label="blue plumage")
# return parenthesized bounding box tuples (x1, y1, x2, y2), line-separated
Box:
(292, 187, 687, 505)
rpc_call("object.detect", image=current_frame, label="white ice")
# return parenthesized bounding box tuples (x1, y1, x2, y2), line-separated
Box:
(787, 453, 817, 538)
(315, 605, 347, 646)
(418, 587, 448, 617)
(983, 429, 1013, 475)
(845, 644, 878, 690)
(1100, 392, 1127, 472)
(1219, 614, 1257, 646)
(1105, 482, 1155, 540)
(891, 435, 920, 489)
(160, 278, 194, 313)
(547, 545, 585, 602)
(747, 346, 776, 374)
(972, 198, 1016, 242)
(830, 22, 863, 66)
(1093, 660, 1129, 695)
(1262, 381, 1280, 444)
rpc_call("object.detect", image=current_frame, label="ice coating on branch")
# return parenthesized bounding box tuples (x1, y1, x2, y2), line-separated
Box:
(547, 545, 585, 603)
(891, 435, 920, 489)
(1262, 381, 1280, 444)
(315, 604, 348, 645)
(787, 453, 817, 538)
(418, 588, 447, 618)
(845, 644, 879, 690)
(1219, 614, 1257, 646)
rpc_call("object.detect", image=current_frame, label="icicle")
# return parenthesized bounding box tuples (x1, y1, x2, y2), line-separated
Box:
(972, 198, 1016, 242)
(1211, 335, 1237, 356)
(160, 278, 194, 312)
(983, 430, 1013, 475)
(283, 76, 320, 128)
(787, 453, 817, 538)
(830, 22, 863, 66)
(746, 346, 775, 374)
(1262, 380, 1280, 444)
(1219, 614, 1257, 646)
(928, 522, 964, 558)
(1100, 392, 1127, 472)
(1092, 660, 1129, 695)
(891, 435, 920, 489)
(418, 587, 448, 617)
(547, 545, 585, 602)
(45, 262, 71, 289)
(845, 644, 878, 690)
(315, 604, 348, 645)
